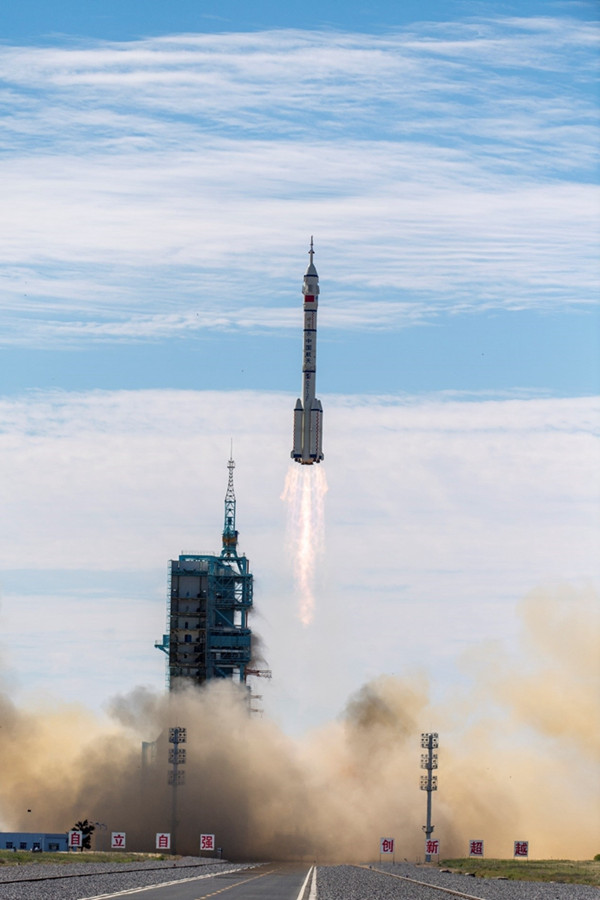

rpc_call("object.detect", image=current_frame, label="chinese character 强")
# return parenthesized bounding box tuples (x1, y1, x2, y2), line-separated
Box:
(469, 840, 484, 857)
(201, 834, 215, 850)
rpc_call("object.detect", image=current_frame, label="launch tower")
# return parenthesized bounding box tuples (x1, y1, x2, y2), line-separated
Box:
(156, 454, 253, 691)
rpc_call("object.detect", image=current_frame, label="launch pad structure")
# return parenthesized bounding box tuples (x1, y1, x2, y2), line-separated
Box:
(155, 455, 254, 690)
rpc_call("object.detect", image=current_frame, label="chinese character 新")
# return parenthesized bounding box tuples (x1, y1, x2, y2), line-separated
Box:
(469, 840, 484, 857)
(426, 840, 439, 855)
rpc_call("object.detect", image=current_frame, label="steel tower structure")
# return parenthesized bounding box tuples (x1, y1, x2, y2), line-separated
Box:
(156, 454, 253, 690)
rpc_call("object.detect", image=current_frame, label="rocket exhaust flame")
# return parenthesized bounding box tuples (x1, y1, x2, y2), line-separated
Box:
(282, 463, 328, 625)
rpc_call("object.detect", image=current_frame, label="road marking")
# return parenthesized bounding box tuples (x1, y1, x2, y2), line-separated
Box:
(307, 865, 318, 900)
(194, 867, 278, 897)
(357, 865, 486, 900)
(295, 865, 314, 900)
(78, 867, 258, 900)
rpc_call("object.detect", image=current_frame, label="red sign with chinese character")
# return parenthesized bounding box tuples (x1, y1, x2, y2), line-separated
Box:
(200, 833, 215, 852)
(156, 833, 171, 850)
(68, 831, 82, 849)
(111, 832, 126, 849)
(469, 840, 484, 857)
(514, 840, 529, 858)
(426, 839, 439, 855)
(380, 837, 394, 854)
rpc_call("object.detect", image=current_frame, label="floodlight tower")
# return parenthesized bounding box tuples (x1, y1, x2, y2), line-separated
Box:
(168, 726, 186, 854)
(420, 732, 438, 862)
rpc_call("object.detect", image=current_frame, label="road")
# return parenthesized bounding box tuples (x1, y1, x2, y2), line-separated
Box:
(3, 860, 596, 900)
(82, 863, 314, 900)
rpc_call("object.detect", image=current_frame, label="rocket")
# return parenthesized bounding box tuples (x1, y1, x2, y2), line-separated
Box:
(291, 237, 324, 464)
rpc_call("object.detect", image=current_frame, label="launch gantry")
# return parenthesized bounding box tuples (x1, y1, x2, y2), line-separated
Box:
(156, 453, 254, 691)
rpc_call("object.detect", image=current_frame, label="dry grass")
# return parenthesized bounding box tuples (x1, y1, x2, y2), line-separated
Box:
(440, 858, 600, 886)
(0, 850, 169, 866)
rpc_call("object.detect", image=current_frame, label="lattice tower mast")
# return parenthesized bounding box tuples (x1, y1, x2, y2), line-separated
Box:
(222, 450, 238, 557)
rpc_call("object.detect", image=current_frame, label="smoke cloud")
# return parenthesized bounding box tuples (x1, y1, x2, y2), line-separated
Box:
(0, 583, 597, 861)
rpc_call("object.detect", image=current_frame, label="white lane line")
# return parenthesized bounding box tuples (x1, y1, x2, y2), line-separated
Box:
(78, 866, 257, 900)
(308, 865, 318, 900)
(295, 864, 314, 900)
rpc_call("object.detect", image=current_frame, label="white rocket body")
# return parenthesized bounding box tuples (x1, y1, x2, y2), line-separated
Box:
(291, 241, 324, 464)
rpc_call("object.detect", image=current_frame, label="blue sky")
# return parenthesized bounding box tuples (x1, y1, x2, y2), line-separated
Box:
(0, 1, 598, 743)
(9, 0, 598, 41)
(1, 1, 598, 398)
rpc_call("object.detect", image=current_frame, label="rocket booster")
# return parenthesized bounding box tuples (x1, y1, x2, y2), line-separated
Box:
(291, 237, 324, 465)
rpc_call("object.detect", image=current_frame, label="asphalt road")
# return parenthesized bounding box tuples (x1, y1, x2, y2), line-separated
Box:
(3, 860, 595, 900)
(82, 863, 314, 900)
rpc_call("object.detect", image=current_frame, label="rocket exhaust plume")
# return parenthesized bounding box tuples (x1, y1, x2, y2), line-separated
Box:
(282, 463, 328, 625)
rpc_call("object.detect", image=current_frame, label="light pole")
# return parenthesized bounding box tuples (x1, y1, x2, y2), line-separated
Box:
(420, 732, 438, 862)
(94, 822, 107, 852)
(168, 727, 186, 855)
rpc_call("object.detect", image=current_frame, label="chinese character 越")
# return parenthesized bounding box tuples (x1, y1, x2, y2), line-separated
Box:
(514, 841, 528, 857)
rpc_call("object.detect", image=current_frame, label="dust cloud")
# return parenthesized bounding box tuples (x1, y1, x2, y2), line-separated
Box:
(0, 583, 597, 861)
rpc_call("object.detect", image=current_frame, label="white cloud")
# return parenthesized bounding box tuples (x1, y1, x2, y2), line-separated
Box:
(0, 388, 597, 731)
(0, 17, 597, 345)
